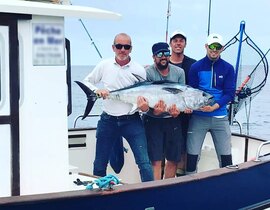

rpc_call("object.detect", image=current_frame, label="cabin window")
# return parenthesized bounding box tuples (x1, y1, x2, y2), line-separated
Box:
(0, 27, 8, 108)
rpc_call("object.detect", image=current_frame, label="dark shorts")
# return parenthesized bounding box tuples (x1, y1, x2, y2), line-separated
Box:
(143, 115, 184, 162)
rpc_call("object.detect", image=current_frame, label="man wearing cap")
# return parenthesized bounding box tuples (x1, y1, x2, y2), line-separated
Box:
(143, 42, 186, 180)
(169, 30, 196, 84)
(186, 33, 236, 174)
(169, 30, 197, 176)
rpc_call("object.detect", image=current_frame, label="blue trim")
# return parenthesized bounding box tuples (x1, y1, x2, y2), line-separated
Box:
(1, 161, 270, 210)
(234, 20, 245, 87)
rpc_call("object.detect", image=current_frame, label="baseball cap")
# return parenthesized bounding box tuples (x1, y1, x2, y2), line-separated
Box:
(170, 30, 187, 41)
(207, 33, 223, 46)
(152, 42, 170, 55)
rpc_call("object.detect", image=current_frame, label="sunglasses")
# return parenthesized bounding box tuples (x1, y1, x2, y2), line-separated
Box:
(155, 51, 171, 58)
(208, 43, 223, 51)
(114, 44, 132, 50)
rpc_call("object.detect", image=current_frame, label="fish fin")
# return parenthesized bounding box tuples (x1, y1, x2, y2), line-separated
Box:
(74, 81, 98, 120)
(162, 87, 183, 94)
(131, 73, 146, 83)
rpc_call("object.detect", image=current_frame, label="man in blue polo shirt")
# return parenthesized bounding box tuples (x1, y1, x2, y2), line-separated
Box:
(186, 33, 236, 174)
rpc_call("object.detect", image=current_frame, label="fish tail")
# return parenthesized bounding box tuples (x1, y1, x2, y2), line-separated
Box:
(74, 81, 98, 120)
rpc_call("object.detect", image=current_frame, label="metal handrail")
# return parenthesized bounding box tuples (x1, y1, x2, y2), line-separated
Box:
(254, 141, 270, 162)
(73, 114, 100, 128)
(232, 120, 242, 134)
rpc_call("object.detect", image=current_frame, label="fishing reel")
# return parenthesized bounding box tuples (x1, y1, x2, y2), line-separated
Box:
(237, 87, 252, 99)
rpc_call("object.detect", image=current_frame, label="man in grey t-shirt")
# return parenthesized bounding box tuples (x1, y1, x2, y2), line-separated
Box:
(143, 42, 186, 180)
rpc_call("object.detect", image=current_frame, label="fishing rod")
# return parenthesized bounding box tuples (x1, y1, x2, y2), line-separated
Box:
(78, 19, 103, 59)
(236, 47, 270, 96)
(225, 20, 269, 135)
(165, 0, 171, 42)
(69, 1, 102, 58)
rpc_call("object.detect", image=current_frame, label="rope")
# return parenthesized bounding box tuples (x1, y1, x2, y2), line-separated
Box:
(86, 174, 120, 190)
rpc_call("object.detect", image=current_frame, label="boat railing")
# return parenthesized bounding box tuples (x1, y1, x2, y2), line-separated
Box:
(254, 141, 270, 162)
(232, 119, 243, 134)
(73, 114, 100, 128)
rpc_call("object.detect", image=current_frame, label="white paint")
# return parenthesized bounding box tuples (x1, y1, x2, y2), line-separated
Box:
(0, 0, 121, 20)
(0, 125, 11, 196)
(0, 26, 10, 115)
(17, 16, 69, 195)
(0, 0, 121, 197)
(69, 130, 141, 184)
(0, 26, 11, 197)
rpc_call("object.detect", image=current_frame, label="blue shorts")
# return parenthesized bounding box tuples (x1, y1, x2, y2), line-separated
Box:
(143, 115, 183, 162)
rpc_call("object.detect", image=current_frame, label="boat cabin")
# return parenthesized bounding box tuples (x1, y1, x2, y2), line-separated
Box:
(0, 0, 120, 197)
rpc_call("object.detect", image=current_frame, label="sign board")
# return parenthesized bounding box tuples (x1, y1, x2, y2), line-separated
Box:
(32, 23, 65, 66)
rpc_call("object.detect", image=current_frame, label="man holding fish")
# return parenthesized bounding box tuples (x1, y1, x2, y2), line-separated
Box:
(78, 34, 214, 182)
(83, 33, 154, 182)
(142, 42, 190, 180)
(186, 33, 236, 174)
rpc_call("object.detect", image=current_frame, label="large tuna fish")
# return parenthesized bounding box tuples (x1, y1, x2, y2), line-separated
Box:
(75, 80, 214, 119)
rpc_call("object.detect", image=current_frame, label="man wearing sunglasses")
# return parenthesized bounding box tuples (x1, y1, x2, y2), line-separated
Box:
(186, 33, 236, 174)
(143, 42, 186, 180)
(83, 33, 154, 182)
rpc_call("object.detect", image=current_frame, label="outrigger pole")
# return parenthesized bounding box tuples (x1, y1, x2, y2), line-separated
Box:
(165, 0, 171, 42)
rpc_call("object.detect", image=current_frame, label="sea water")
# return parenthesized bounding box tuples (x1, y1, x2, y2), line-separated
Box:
(68, 65, 270, 140)
(68, 65, 101, 129)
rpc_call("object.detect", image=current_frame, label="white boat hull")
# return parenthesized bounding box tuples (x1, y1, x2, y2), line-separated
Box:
(68, 128, 270, 183)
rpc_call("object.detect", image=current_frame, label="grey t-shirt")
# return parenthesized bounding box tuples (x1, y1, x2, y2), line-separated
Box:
(146, 63, 185, 84)
(144, 63, 186, 118)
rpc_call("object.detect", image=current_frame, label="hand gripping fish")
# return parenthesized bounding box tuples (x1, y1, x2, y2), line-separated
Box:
(75, 80, 214, 119)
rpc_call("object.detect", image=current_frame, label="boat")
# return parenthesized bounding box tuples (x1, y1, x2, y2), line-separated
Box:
(1, 1, 270, 210)
(2, 129, 270, 209)
(0, 0, 121, 199)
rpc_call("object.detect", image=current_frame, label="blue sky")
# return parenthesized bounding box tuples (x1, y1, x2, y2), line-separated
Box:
(64, 0, 270, 66)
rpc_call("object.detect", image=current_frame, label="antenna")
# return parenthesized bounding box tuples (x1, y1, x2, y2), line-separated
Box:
(207, 0, 212, 36)
(165, 0, 171, 42)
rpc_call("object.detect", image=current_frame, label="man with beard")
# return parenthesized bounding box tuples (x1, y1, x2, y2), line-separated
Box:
(143, 42, 186, 180)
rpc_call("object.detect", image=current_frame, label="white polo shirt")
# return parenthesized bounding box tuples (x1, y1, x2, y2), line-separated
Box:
(83, 57, 146, 116)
